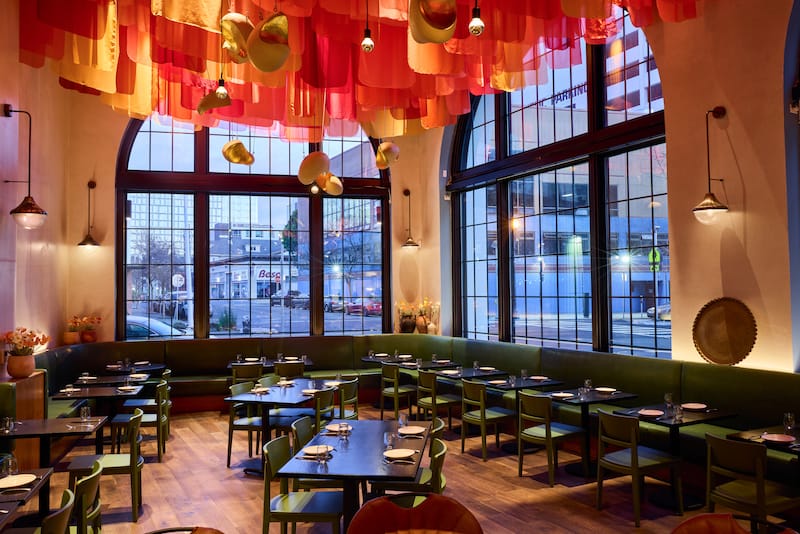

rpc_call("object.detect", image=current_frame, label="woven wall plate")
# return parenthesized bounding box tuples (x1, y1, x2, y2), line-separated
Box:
(692, 297, 757, 365)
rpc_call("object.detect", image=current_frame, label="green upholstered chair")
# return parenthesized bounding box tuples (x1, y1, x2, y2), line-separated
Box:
(460, 380, 515, 461)
(416, 370, 460, 430)
(226, 381, 262, 467)
(429, 416, 445, 457)
(258, 374, 279, 388)
(262, 435, 343, 534)
(5, 488, 74, 534)
(370, 437, 448, 496)
(705, 433, 800, 534)
(290, 416, 344, 492)
(68, 410, 145, 522)
(596, 410, 683, 527)
(274, 361, 305, 379)
(380, 363, 416, 421)
(335, 378, 359, 420)
(70, 461, 102, 534)
(123, 369, 172, 437)
(518, 391, 587, 485)
(232, 362, 263, 384)
(111, 380, 169, 462)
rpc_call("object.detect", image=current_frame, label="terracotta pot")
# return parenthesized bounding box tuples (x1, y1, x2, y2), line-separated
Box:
(416, 315, 428, 334)
(399, 316, 416, 333)
(80, 330, 98, 343)
(63, 331, 80, 345)
(7, 354, 35, 378)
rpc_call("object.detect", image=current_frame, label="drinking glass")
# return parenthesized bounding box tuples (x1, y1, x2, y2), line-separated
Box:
(784, 412, 795, 435)
(456, 366, 463, 377)
(584, 378, 593, 389)
(276, 352, 284, 361)
(7, 455, 18, 476)
(416, 358, 423, 369)
(124, 358, 131, 368)
(65, 384, 75, 396)
(674, 405, 684, 422)
(307, 380, 315, 390)
(431, 353, 438, 363)
(520, 369, 528, 379)
(473, 360, 480, 370)
(384, 431, 395, 450)
(398, 413, 407, 429)
(393, 349, 399, 359)
(301, 354, 308, 363)
(336, 372, 342, 381)
(235, 353, 243, 363)
(578, 387, 588, 401)
(1, 417, 13, 434)
(664, 392, 674, 416)
(507, 375, 516, 387)
(80, 406, 91, 422)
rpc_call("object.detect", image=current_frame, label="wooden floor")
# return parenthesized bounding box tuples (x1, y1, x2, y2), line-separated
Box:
(17, 405, 797, 534)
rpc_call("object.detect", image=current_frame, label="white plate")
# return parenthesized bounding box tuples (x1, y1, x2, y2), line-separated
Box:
(0, 474, 36, 489)
(117, 385, 138, 392)
(595, 387, 616, 393)
(301, 389, 319, 395)
(479, 366, 496, 371)
(324, 381, 342, 387)
(638, 409, 664, 417)
(530, 376, 548, 381)
(284, 357, 299, 361)
(105, 364, 121, 370)
(762, 433, 795, 443)
(488, 379, 507, 385)
(374, 353, 389, 358)
(681, 402, 707, 411)
(433, 359, 450, 364)
(398, 354, 413, 360)
(551, 392, 574, 399)
(383, 448, 416, 459)
(398, 426, 426, 436)
(244, 358, 260, 362)
(134, 361, 150, 366)
(277, 380, 294, 387)
(129, 373, 148, 380)
(78, 376, 97, 381)
(60, 387, 79, 393)
(440, 370, 459, 375)
(250, 387, 269, 394)
(326, 423, 352, 433)
(303, 445, 333, 456)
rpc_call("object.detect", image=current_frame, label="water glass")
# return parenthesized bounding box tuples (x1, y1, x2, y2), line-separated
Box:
(578, 387, 588, 401)
(384, 431, 395, 450)
(235, 353, 243, 363)
(398, 413, 407, 429)
(301, 354, 308, 363)
(664, 392, 674, 417)
(6, 455, 18, 476)
(124, 358, 131, 368)
(80, 406, 91, 422)
(393, 349, 399, 358)
(784, 412, 795, 435)
(431, 353, 438, 363)
(336, 372, 342, 381)
(456, 366, 463, 377)
(674, 405, 684, 422)
(507, 375, 516, 387)
(368, 349, 375, 358)
(1, 417, 13, 434)
(307, 380, 315, 390)
(65, 384, 75, 396)
(276, 352, 284, 361)
(520, 369, 528, 379)
(584, 378, 593, 389)
(473, 360, 480, 370)
(416, 358, 423, 369)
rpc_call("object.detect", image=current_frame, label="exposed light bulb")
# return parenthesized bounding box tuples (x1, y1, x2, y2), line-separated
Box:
(361, 28, 374, 53)
(310, 184, 320, 194)
(468, 7, 485, 36)
(215, 78, 228, 99)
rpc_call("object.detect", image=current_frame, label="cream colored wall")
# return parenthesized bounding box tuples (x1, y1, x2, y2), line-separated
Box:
(650, 0, 797, 370)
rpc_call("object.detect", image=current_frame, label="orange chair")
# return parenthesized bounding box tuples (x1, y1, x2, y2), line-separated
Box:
(671, 513, 798, 534)
(347, 493, 483, 534)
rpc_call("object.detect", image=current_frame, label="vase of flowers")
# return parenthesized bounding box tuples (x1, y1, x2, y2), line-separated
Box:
(2, 327, 50, 378)
(396, 302, 417, 333)
(68, 315, 101, 343)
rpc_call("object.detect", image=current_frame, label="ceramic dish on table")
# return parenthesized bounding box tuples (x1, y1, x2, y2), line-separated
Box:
(434, 359, 450, 364)
(398, 426, 426, 436)
(303, 445, 333, 457)
(398, 354, 413, 360)
(0, 474, 36, 489)
(284, 357, 299, 361)
(134, 361, 150, 366)
(383, 448, 416, 460)
(762, 433, 795, 443)
(326, 423, 351, 433)
(479, 366, 495, 371)
(301, 389, 319, 395)
(250, 387, 269, 394)
(276, 380, 294, 387)
(441, 370, 459, 375)
(681, 402, 708, 411)
(551, 392, 574, 399)
(488, 379, 507, 385)
(595, 387, 616, 393)
(324, 381, 342, 387)
(638, 409, 664, 417)
(129, 373, 148, 380)
(244, 357, 260, 362)
(530, 376, 548, 381)
(117, 385, 138, 392)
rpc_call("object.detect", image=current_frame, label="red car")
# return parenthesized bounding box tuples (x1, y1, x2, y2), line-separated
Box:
(345, 302, 363, 315)
(364, 301, 382, 316)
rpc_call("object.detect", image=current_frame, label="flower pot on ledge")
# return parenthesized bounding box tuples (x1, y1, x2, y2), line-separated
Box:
(80, 330, 98, 343)
(63, 331, 80, 345)
(6, 353, 35, 378)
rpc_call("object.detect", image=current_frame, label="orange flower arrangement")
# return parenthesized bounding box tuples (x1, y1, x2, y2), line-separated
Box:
(67, 315, 102, 332)
(3, 327, 50, 355)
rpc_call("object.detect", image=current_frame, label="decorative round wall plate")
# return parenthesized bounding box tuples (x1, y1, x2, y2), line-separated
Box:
(692, 297, 757, 365)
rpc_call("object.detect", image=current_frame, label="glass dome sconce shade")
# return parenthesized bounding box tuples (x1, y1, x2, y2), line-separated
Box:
(3, 104, 47, 229)
(692, 106, 729, 225)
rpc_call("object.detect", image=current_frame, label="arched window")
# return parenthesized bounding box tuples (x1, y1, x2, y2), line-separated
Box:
(117, 116, 389, 339)
(452, 6, 670, 358)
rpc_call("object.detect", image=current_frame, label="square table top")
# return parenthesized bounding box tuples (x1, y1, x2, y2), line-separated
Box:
(615, 404, 735, 428)
(225, 384, 318, 407)
(728, 425, 800, 454)
(434, 367, 507, 379)
(75, 374, 150, 386)
(478, 376, 564, 391)
(51, 384, 143, 400)
(103, 361, 165, 374)
(0, 468, 53, 504)
(277, 419, 429, 482)
(0, 417, 107, 438)
(546, 388, 638, 405)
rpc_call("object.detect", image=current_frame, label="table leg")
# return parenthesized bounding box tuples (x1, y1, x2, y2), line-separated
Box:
(38, 438, 51, 514)
(565, 404, 594, 477)
(342, 479, 360, 532)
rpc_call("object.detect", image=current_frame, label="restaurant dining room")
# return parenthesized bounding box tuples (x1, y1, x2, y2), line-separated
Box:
(2, 0, 800, 532)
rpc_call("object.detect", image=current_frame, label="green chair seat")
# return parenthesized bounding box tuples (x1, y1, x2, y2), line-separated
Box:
(268, 491, 344, 518)
(461, 380, 515, 461)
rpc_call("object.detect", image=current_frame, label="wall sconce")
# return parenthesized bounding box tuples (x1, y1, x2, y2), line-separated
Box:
(692, 106, 729, 225)
(3, 104, 47, 229)
(78, 180, 100, 246)
(402, 188, 419, 248)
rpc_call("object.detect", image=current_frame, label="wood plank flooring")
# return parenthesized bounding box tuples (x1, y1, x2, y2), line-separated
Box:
(15, 405, 797, 533)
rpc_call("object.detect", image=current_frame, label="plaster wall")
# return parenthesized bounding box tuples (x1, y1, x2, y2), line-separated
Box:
(650, 0, 798, 370)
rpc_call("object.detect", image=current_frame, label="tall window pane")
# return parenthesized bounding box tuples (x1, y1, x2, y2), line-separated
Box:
(124, 192, 194, 338)
(510, 165, 592, 349)
(461, 186, 498, 340)
(607, 145, 670, 356)
(209, 195, 310, 337)
(465, 95, 496, 168)
(323, 197, 383, 334)
(209, 122, 307, 175)
(128, 116, 194, 172)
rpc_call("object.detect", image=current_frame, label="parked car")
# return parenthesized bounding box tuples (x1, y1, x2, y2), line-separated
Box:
(126, 315, 184, 339)
(646, 304, 671, 321)
(345, 302, 363, 315)
(270, 290, 306, 307)
(364, 300, 382, 316)
(290, 293, 310, 309)
(324, 295, 345, 312)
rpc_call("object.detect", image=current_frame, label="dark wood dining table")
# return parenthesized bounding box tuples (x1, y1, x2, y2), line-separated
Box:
(434, 367, 507, 379)
(75, 373, 150, 386)
(728, 425, 799, 454)
(103, 361, 166, 375)
(0, 418, 106, 512)
(226, 357, 316, 371)
(361, 355, 458, 371)
(0, 467, 53, 517)
(276, 419, 430, 531)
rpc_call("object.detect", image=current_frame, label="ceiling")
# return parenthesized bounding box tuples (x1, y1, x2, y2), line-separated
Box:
(19, 0, 701, 140)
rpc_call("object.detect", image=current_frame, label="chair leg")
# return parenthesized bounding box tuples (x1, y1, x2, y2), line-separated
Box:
(481, 423, 488, 461)
(517, 437, 524, 477)
(632, 474, 642, 527)
(380, 393, 385, 420)
(672, 467, 683, 516)
(547, 444, 556, 487)
(227, 427, 234, 467)
(461, 420, 467, 453)
(596, 467, 604, 510)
